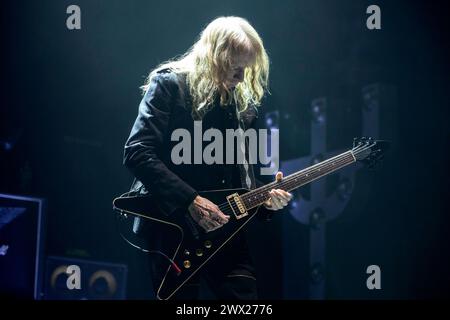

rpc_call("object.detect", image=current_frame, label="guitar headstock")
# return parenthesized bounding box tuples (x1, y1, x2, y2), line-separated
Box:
(352, 137, 390, 168)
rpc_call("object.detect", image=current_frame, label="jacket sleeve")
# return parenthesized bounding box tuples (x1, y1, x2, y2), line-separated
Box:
(123, 73, 198, 215)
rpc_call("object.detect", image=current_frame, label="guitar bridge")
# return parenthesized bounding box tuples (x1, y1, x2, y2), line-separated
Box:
(226, 193, 248, 219)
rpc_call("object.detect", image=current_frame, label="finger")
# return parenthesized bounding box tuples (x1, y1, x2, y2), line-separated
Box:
(269, 190, 288, 207)
(211, 206, 230, 223)
(206, 218, 222, 229)
(264, 198, 272, 207)
(274, 190, 288, 208)
(199, 208, 211, 219)
(269, 189, 280, 208)
(270, 197, 282, 210)
(273, 189, 290, 202)
(211, 212, 229, 224)
(199, 199, 217, 213)
(191, 208, 206, 223)
(263, 198, 276, 210)
(205, 200, 229, 221)
(198, 219, 212, 232)
(209, 211, 227, 224)
(270, 192, 283, 209)
(276, 198, 288, 207)
(275, 171, 283, 182)
(278, 189, 293, 200)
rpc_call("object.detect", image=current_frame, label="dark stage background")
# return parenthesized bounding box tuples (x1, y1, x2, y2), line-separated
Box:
(1, 0, 449, 299)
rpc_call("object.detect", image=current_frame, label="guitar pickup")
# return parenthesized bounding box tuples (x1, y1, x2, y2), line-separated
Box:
(226, 193, 248, 219)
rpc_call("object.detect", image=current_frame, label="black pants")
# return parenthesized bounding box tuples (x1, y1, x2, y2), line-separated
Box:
(150, 232, 258, 300)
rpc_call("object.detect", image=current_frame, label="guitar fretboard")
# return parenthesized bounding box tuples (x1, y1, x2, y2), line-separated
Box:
(241, 151, 356, 209)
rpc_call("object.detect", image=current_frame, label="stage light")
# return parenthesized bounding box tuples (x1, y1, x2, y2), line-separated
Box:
(309, 208, 326, 229)
(362, 84, 380, 111)
(311, 98, 326, 124)
(288, 189, 303, 210)
(0, 244, 9, 256)
(1, 141, 13, 151)
(310, 262, 324, 284)
(310, 154, 324, 166)
(290, 200, 299, 209)
(265, 111, 279, 130)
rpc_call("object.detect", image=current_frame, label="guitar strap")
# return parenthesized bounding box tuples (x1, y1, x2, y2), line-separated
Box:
(233, 93, 257, 191)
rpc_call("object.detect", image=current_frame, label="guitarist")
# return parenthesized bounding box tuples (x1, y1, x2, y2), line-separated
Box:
(123, 16, 293, 299)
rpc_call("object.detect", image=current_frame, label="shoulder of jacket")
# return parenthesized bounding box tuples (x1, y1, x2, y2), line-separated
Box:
(153, 68, 178, 84)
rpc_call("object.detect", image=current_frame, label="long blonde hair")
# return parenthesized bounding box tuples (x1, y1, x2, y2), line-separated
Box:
(142, 16, 270, 117)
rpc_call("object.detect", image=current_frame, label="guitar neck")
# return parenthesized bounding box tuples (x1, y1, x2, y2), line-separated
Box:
(241, 150, 356, 210)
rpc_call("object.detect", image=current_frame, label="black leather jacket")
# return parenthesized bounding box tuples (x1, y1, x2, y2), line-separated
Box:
(123, 69, 270, 220)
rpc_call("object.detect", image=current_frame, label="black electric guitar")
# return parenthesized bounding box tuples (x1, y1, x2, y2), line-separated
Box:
(113, 137, 388, 300)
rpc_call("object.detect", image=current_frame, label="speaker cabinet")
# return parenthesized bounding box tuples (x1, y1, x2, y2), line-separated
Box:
(43, 256, 127, 300)
(0, 193, 46, 299)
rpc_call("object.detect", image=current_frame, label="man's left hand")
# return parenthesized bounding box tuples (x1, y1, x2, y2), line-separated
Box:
(263, 171, 294, 211)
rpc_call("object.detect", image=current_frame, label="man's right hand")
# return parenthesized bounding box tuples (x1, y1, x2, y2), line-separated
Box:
(188, 195, 230, 232)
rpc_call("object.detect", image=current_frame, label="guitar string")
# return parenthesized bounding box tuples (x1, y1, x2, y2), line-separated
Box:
(215, 145, 371, 215)
(216, 153, 352, 214)
(214, 151, 356, 216)
(242, 152, 354, 202)
(242, 152, 355, 208)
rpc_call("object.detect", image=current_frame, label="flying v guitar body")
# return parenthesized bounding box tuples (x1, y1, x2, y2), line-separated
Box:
(113, 188, 259, 300)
